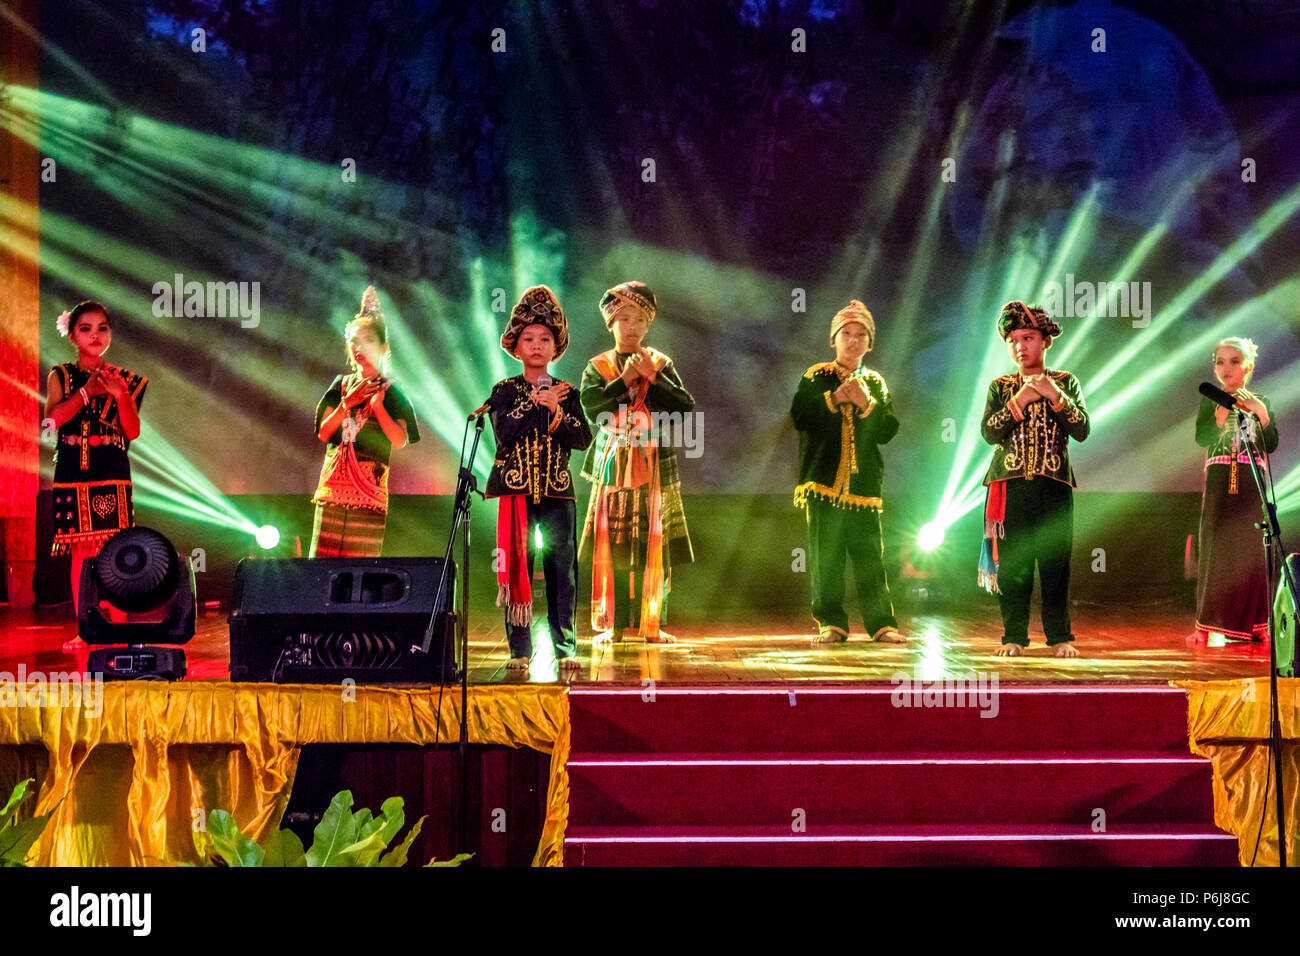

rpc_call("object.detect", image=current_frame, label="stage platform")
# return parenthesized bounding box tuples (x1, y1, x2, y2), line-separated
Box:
(0, 602, 1290, 868)
(0, 602, 1275, 685)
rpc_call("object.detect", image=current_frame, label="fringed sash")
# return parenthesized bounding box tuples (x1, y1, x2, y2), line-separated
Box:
(978, 480, 1006, 594)
(589, 349, 667, 636)
(496, 494, 533, 626)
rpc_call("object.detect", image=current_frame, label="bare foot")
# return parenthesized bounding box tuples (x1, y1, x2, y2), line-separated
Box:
(62, 636, 87, 654)
(811, 627, 847, 644)
(873, 627, 908, 643)
(1053, 643, 1080, 658)
(995, 643, 1024, 657)
(592, 630, 614, 645)
(505, 656, 530, 673)
(643, 631, 675, 644)
(558, 656, 581, 671)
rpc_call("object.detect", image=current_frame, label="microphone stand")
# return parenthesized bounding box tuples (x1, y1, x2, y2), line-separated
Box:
(1236, 407, 1294, 867)
(414, 410, 487, 857)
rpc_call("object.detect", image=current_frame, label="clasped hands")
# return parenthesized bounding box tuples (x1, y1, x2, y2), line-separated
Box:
(80, 365, 130, 400)
(1013, 373, 1062, 410)
(342, 375, 390, 413)
(834, 378, 874, 414)
(619, 349, 659, 387)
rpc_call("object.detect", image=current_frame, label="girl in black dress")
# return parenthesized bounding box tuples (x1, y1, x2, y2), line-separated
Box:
(45, 301, 147, 651)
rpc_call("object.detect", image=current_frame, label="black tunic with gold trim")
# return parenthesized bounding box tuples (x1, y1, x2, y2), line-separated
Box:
(980, 369, 1089, 486)
(49, 362, 148, 556)
(485, 375, 593, 501)
(790, 360, 900, 638)
(791, 362, 898, 511)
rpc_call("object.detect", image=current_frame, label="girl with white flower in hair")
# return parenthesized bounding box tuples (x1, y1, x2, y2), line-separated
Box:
(44, 301, 147, 652)
(1194, 336, 1280, 642)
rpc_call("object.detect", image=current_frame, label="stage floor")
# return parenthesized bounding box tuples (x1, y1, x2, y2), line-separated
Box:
(0, 601, 1273, 684)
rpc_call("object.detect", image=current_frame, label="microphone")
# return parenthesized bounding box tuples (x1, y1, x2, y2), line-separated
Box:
(537, 374, 552, 390)
(1199, 382, 1253, 415)
(468, 400, 492, 421)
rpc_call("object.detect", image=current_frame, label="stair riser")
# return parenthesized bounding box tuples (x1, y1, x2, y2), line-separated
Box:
(564, 838, 1240, 867)
(570, 691, 1191, 753)
(569, 761, 1216, 826)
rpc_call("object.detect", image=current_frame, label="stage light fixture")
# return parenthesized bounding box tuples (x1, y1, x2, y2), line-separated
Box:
(80, 526, 197, 681)
(918, 522, 945, 552)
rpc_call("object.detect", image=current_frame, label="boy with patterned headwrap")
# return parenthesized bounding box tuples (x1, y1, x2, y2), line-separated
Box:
(485, 286, 593, 674)
(978, 301, 1090, 658)
(791, 300, 906, 645)
(579, 281, 695, 644)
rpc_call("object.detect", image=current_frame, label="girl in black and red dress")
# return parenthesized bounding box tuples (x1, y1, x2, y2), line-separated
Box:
(1194, 337, 1279, 641)
(45, 301, 147, 651)
(310, 286, 419, 557)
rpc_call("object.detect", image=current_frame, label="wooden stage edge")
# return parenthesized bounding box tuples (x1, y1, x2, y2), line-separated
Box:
(0, 601, 1274, 685)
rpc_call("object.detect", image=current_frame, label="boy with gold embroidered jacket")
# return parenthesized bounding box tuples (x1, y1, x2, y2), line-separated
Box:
(578, 281, 695, 644)
(978, 300, 1089, 658)
(485, 286, 593, 675)
(791, 300, 905, 645)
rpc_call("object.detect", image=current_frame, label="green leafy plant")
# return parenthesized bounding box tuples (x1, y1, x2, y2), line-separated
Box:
(0, 779, 57, 867)
(193, 789, 472, 867)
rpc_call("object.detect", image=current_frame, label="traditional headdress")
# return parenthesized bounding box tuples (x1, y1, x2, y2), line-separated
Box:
(830, 300, 875, 349)
(599, 281, 657, 328)
(355, 285, 383, 320)
(501, 285, 569, 359)
(997, 300, 1062, 341)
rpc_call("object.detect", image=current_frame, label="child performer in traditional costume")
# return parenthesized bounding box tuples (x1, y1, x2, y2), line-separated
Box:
(311, 286, 419, 557)
(1194, 337, 1279, 641)
(578, 281, 695, 644)
(486, 286, 593, 674)
(45, 301, 147, 651)
(791, 300, 906, 645)
(978, 301, 1089, 657)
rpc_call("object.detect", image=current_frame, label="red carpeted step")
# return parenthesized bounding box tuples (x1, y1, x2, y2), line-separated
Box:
(568, 685, 1193, 753)
(564, 684, 1233, 867)
(563, 824, 1241, 867)
(567, 751, 1216, 827)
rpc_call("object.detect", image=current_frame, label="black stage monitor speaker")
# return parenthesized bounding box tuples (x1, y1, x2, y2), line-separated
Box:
(1274, 554, 1299, 678)
(229, 557, 457, 684)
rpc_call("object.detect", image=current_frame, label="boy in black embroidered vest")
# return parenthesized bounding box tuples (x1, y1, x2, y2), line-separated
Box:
(485, 286, 593, 676)
(791, 300, 905, 645)
(978, 301, 1089, 658)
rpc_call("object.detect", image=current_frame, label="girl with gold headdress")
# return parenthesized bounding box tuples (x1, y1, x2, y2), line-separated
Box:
(310, 286, 419, 557)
